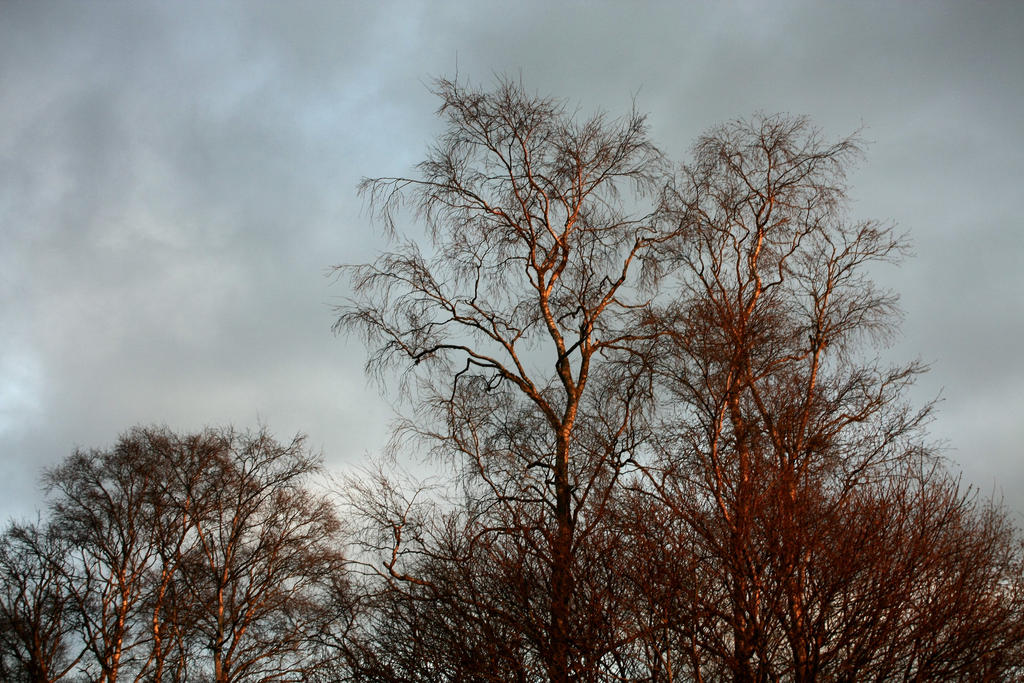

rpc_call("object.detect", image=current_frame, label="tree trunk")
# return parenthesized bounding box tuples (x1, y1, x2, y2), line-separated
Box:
(549, 434, 574, 683)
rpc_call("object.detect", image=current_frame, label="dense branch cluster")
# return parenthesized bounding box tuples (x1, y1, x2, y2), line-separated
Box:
(3, 79, 1022, 682)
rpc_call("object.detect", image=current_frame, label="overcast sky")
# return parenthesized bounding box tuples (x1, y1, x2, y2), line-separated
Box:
(2, 1, 1022, 521)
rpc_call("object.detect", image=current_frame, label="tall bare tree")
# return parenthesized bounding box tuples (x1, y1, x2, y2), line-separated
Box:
(338, 76, 675, 681)
(638, 114, 1024, 681)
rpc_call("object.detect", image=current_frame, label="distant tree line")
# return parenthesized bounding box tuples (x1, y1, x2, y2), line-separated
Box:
(3, 78, 1023, 682)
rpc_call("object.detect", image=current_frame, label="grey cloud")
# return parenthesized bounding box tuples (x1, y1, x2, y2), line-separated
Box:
(1, 0, 1022, 519)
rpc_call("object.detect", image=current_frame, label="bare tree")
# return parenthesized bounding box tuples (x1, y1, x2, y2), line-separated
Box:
(166, 428, 347, 683)
(35, 426, 352, 683)
(637, 114, 1024, 681)
(0, 522, 82, 682)
(44, 439, 168, 682)
(338, 76, 675, 681)
(344, 471, 546, 681)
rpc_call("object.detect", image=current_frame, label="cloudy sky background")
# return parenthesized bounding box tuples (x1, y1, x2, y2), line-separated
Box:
(2, 1, 1022, 521)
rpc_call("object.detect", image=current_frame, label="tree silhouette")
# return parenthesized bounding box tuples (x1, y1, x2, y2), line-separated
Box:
(338, 76, 675, 680)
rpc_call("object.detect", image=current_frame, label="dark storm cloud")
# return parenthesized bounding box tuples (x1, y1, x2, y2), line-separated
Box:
(2, 1, 1022, 519)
